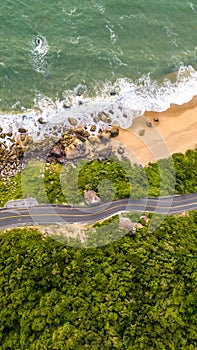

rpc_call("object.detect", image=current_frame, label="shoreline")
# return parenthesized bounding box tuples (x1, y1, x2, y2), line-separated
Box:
(115, 96, 197, 165)
(0, 95, 196, 176)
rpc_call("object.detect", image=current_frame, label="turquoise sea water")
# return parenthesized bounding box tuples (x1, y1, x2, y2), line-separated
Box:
(0, 0, 197, 131)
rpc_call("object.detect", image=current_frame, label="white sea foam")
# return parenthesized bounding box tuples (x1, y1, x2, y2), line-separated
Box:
(187, 2, 196, 12)
(29, 36, 49, 74)
(91, 0, 105, 14)
(0, 65, 197, 142)
(62, 6, 77, 16)
(163, 25, 178, 47)
(105, 20, 117, 44)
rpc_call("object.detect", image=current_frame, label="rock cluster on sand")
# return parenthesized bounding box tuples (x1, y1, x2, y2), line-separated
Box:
(0, 125, 120, 178)
(0, 132, 33, 178)
(47, 126, 119, 164)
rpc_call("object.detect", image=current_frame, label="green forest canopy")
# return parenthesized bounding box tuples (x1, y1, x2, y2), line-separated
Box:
(0, 149, 196, 206)
(0, 211, 197, 349)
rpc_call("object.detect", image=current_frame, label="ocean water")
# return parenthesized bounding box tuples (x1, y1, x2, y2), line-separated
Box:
(1, 0, 197, 136)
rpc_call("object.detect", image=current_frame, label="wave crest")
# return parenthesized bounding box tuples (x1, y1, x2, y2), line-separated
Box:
(0, 65, 197, 140)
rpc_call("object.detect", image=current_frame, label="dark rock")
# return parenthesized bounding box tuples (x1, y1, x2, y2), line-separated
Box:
(110, 91, 117, 96)
(110, 127, 119, 137)
(99, 112, 112, 123)
(0, 133, 6, 138)
(75, 133, 86, 143)
(51, 145, 62, 157)
(38, 117, 47, 124)
(90, 125, 96, 132)
(18, 127, 27, 133)
(118, 147, 124, 155)
(73, 128, 90, 138)
(68, 117, 78, 126)
(99, 130, 111, 142)
(108, 109, 114, 114)
(6, 132, 13, 137)
(93, 116, 100, 123)
(63, 100, 72, 109)
(146, 121, 152, 127)
(154, 117, 159, 123)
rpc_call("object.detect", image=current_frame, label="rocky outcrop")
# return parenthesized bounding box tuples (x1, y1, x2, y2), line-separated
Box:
(46, 125, 120, 164)
(118, 214, 143, 234)
(98, 130, 111, 142)
(0, 134, 32, 179)
(0, 124, 120, 178)
(84, 190, 101, 206)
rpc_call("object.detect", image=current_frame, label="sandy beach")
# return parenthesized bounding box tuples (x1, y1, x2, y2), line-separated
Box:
(115, 96, 197, 165)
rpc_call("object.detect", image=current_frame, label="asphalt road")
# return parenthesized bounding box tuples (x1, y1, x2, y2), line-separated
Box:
(0, 193, 196, 229)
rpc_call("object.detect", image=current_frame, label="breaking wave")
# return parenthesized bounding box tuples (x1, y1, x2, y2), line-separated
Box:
(0, 65, 197, 141)
(29, 35, 49, 75)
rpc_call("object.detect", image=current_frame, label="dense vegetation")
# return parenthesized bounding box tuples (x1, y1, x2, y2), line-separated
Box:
(0, 211, 197, 349)
(0, 149, 196, 207)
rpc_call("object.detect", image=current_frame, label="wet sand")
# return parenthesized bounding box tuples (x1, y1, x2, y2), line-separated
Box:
(115, 96, 197, 165)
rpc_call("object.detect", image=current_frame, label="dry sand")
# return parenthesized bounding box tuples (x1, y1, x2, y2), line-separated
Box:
(114, 96, 197, 165)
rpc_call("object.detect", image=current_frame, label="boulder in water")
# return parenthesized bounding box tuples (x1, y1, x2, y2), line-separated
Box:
(38, 117, 47, 124)
(18, 127, 27, 133)
(68, 117, 78, 126)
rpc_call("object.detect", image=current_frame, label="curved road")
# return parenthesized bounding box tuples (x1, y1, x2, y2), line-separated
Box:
(0, 193, 196, 229)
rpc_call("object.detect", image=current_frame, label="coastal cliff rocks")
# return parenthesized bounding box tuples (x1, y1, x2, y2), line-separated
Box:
(0, 136, 28, 178)
(0, 124, 121, 178)
(46, 126, 120, 164)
